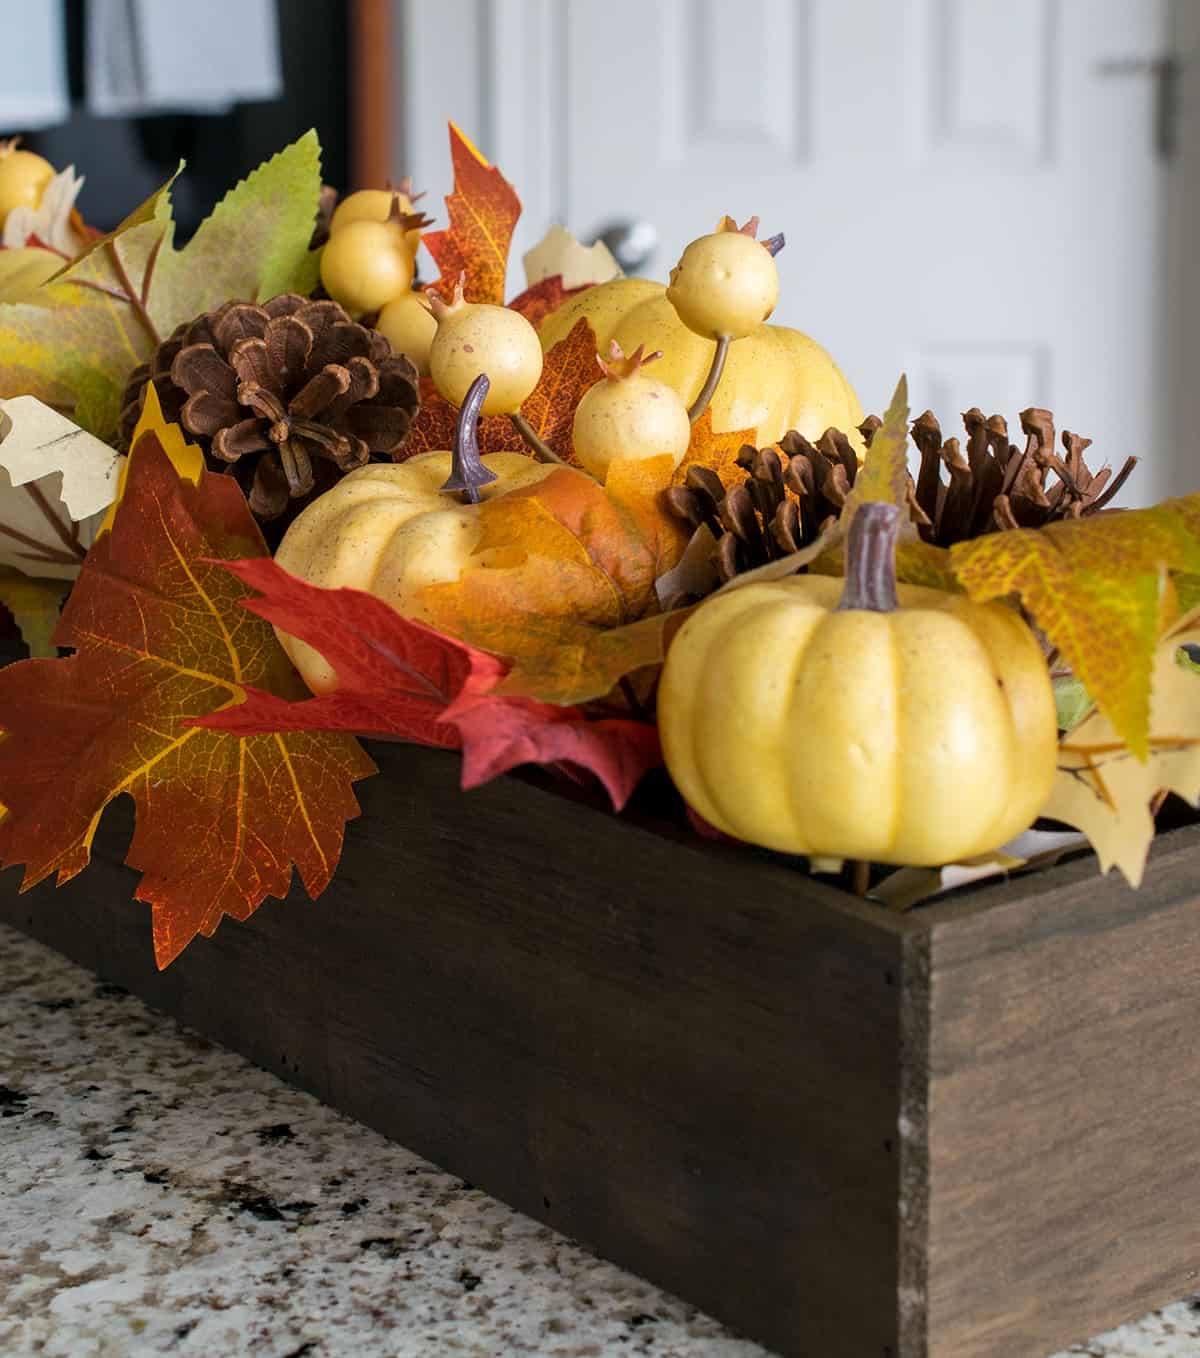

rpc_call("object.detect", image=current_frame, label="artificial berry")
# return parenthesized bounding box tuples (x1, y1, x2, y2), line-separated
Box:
(319, 218, 414, 315)
(666, 215, 779, 339)
(0, 140, 55, 229)
(331, 184, 424, 260)
(428, 279, 543, 415)
(572, 342, 691, 482)
(377, 291, 438, 374)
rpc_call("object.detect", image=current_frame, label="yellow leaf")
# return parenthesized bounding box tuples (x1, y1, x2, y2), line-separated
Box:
(0, 247, 64, 304)
(950, 496, 1200, 758)
(97, 382, 204, 535)
(844, 374, 909, 512)
(1041, 605, 1200, 887)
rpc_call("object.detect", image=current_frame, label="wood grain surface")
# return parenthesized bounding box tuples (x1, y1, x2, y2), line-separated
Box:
(4, 733, 1199, 1358)
(908, 825, 1200, 1358)
(0, 743, 905, 1358)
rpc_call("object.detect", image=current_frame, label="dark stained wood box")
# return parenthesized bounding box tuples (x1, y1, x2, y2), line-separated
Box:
(3, 741, 1199, 1358)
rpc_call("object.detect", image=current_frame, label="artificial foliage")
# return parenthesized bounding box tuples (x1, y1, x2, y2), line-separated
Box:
(0, 121, 1197, 966)
(0, 423, 373, 968)
(0, 133, 323, 440)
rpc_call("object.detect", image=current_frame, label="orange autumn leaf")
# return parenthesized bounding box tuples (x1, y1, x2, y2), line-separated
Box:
(422, 123, 522, 305)
(402, 318, 601, 463)
(517, 317, 602, 463)
(0, 432, 375, 969)
(417, 456, 688, 704)
(674, 407, 758, 491)
(499, 605, 696, 708)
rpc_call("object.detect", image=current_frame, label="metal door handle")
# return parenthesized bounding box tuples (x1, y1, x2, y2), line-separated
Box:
(592, 219, 658, 275)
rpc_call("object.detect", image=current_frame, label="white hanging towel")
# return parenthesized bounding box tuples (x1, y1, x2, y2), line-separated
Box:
(0, 1, 69, 131)
(87, 0, 283, 117)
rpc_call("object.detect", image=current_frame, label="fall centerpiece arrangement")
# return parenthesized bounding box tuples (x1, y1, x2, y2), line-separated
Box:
(0, 125, 1196, 969)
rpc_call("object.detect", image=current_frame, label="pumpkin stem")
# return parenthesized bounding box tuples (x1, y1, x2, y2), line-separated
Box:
(837, 502, 900, 612)
(441, 373, 499, 503)
(687, 333, 731, 424)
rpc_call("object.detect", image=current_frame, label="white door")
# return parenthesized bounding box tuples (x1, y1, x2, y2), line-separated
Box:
(400, 0, 1174, 503)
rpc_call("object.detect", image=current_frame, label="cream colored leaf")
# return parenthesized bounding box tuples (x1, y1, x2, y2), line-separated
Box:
(522, 224, 622, 290)
(0, 396, 122, 579)
(1042, 607, 1200, 887)
(2, 166, 86, 256)
(654, 523, 719, 608)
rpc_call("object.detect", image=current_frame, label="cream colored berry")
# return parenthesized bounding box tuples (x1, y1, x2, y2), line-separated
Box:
(376, 292, 438, 373)
(0, 140, 55, 229)
(572, 342, 691, 482)
(320, 219, 414, 315)
(666, 215, 779, 340)
(330, 185, 424, 259)
(428, 281, 543, 415)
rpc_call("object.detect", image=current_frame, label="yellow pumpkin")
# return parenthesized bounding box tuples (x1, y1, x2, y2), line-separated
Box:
(657, 504, 1058, 865)
(538, 277, 865, 451)
(274, 451, 551, 693)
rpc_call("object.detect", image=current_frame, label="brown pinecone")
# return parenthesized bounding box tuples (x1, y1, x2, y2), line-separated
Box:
(117, 294, 419, 525)
(903, 406, 1137, 544)
(664, 426, 873, 585)
(663, 406, 1138, 596)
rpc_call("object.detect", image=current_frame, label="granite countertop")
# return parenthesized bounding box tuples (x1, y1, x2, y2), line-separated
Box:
(2, 922, 1198, 1358)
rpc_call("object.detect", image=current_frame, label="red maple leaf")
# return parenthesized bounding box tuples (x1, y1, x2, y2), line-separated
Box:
(195, 558, 505, 748)
(508, 276, 592, 328)
(197, 560, 663, 811)
(445, 689, 662, 811)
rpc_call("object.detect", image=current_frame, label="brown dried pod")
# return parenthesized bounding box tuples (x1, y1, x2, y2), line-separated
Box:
(907, 405, 1137, 545)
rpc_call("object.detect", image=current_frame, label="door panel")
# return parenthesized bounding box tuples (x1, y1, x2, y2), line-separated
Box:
(402, 0, 1172, 502)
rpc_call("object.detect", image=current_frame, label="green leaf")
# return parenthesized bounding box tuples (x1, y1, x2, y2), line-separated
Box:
(1053, 674, 1093, 732)
(156, 128, 323, 313)
(0, 182, 175, 429)
(1175, 642, 1200, 675)
(845, 374, 909, 512)
(0, 133, 323, 441)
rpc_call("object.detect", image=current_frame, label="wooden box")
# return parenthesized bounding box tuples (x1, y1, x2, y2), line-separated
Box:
(2, 740, 1198, 1358)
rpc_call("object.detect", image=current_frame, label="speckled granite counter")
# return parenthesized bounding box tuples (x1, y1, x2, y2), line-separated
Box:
(2, 922, 1198, 1358)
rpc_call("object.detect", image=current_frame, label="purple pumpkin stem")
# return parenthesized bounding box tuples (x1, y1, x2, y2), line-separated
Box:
(837, 502, 901, 613)
(441, 373, 499, 504)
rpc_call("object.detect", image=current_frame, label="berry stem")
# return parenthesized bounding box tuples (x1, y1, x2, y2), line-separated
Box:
(509, 412, 567, 465)
(687, 334, 731, 424)
(441, 374, 499, 504)
(837, 502, 900, 613)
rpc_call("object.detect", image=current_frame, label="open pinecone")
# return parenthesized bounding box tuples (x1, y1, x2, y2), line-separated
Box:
(118, 293, 419, 525)
(664, 426, 871, 584)
(664, 406, 1137, 590)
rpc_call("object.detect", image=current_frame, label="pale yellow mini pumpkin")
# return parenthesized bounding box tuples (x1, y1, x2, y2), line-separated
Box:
(539, 276, 864, 451)
(657, 504, 1058, 866)
(274, 449, 551, 692)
